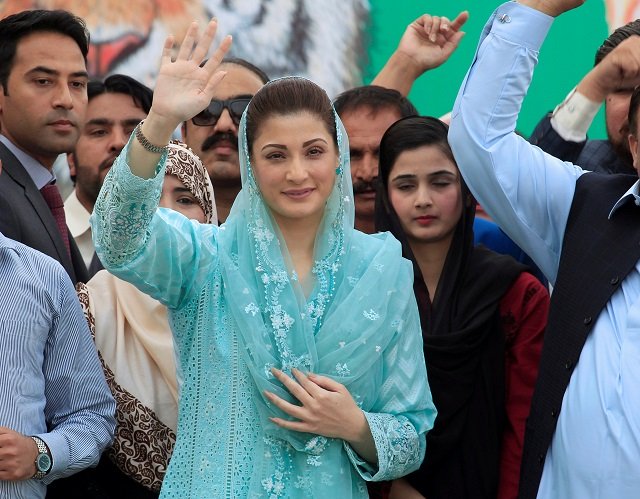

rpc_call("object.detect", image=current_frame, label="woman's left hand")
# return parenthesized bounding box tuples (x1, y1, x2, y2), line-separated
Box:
(265, 368, 368, 442)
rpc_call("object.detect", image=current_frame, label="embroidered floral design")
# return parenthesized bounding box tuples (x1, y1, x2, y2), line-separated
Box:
(335, 363, 351, 376)
(363, 309, 380, 321)
(245, 303, 260, 316)
(304, 435, 328, 455)
(261, 470, 285, 498)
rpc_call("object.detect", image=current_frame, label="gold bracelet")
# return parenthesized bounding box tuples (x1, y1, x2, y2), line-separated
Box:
(134, 120, 168, 154)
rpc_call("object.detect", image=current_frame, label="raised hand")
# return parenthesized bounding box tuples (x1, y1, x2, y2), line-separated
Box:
(397, 12, 469, 72)
(516, 0, 585, 17)
(150, 19, 232, 128)
(578, 36, 640, 102)
(265, 368, 377, 464)
(129, 19, 231, 178)
(371, 11, 468, 96)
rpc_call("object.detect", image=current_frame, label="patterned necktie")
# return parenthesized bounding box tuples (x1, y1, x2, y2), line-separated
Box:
(40, 183, 72, 259)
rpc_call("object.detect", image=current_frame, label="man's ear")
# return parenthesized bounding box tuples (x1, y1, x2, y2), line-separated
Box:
(67, 152, 76, 178)
(628, 133, 639, 175)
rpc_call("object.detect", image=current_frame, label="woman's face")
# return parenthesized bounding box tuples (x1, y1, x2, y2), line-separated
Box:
(251, 111, 338, 228)
(388, 145, 462, 246)
(159, 174, 206, 223)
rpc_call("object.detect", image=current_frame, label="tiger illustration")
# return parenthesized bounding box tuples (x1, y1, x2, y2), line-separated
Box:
(0, 0, 370, 97)
(605, 0, 640, 31)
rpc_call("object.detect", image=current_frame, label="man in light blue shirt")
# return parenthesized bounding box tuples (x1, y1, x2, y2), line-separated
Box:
(449, 0, 640, 497)
(0, 157, 115, 498)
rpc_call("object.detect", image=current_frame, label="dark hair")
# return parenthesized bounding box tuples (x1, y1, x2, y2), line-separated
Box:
(245, 77, 336, 155)
(87, 74, 153, 114)
(628, 86, 640, 137)
(0, 9, 90, 93)
(222, 57, 270, 84)
(378, 116, 454, 189)
(333, 85, 418, 119)
(595, 19, 640, 65)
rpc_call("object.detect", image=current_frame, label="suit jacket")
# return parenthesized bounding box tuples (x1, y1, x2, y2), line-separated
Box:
(518, 172, 640, 498)
(0, 143, 88, 284)
(529, 113, 635, 176)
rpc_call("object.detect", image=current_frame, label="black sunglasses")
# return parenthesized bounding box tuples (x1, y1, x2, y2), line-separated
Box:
(191, 97, 252, 127)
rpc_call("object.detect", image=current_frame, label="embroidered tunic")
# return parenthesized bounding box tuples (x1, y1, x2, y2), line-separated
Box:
(92, 116, 435, 498)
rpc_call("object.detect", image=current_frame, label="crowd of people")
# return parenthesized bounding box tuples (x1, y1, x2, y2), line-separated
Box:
(0, 0, 638, 498)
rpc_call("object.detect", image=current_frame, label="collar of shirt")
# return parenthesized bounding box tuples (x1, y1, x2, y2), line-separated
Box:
(64, 190, 91, 238)
(608, 179, 640, 219)
(0, 134, 55, 189)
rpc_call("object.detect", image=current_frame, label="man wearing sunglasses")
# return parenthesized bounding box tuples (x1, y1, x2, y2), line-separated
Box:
(181, 57, 269, 222)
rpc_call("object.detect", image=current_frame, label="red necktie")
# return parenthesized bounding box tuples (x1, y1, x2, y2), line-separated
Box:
(40, 183, 72, 259)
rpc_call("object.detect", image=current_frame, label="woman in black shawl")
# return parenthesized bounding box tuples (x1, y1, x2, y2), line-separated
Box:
(375, 116, 549, 499)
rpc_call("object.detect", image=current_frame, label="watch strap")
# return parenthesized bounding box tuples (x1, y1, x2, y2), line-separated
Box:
(31, 436, 52, 479)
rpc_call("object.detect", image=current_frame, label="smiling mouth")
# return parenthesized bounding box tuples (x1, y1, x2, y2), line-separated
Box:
(283, 188, 314, 199)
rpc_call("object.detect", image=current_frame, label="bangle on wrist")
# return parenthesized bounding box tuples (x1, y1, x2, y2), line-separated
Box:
(134, 120, 168, 154)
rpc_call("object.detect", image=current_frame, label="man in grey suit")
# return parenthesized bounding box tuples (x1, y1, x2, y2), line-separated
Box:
(0, 9, 91, 284)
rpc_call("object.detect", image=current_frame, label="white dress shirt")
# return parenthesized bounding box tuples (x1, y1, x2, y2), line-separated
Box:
(64, 190, 94, 269)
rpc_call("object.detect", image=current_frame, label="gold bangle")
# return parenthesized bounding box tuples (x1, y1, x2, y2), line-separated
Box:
(134, 120, 168, 154)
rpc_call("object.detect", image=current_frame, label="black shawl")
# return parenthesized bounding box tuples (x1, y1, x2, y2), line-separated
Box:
(376, 174, 526, 498)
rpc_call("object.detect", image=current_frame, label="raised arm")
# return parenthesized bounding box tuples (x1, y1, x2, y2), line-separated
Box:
(531, 35, 640, 172)
(131, 20, 232, 178)
(91, 21, 231, 308)
(448, 1, 587, 284)
(372, 11, 468, 96)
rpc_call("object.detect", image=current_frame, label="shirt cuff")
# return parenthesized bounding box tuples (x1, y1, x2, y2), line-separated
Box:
(35, 432, 69, 482)
(551, 87, 601, 142)
(490, 2, 554, 50)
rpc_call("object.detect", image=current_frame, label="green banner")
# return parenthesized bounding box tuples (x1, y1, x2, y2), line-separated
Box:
(366, 1, 609, 138)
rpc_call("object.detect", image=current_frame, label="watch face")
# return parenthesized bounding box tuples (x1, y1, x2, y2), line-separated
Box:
(36, 453, 52, 472)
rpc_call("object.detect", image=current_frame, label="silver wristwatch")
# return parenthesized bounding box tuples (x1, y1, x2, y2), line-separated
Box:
(31, 436, 52, 480)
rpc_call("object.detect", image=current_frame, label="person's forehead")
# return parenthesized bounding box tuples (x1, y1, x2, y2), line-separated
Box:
(85, 92, 145, 118)
(14, 31, 85, 71)
(341, 106, 402, 140)
(212, 64, 264, 100)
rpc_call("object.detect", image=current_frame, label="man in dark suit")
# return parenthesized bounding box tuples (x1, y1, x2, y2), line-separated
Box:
(0, 9, 91, 284)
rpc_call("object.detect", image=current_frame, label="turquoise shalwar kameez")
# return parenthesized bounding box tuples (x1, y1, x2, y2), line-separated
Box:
(92, 103, 436, 498)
